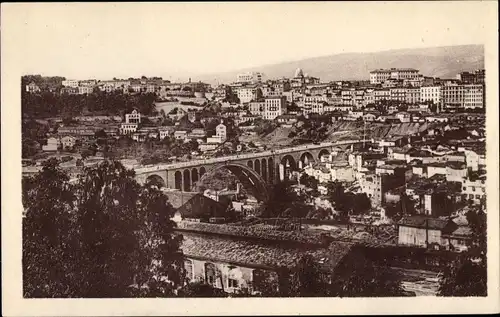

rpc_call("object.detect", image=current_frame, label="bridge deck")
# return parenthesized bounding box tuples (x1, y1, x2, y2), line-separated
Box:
(135, 140, 361, 173)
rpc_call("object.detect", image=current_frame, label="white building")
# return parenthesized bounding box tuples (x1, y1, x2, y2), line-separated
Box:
(264, 96, 287, 120)
(62, 79, 79, 88)
(237, 86, 260, 103)
(420, 86, 442, 106)
(78, 86, 94, 95)
(120, 123, 138, 135)
(463, 84, 484, 109)
(216, 121, 227, 141)
(236, 72, 263, 84)
(125, 109, 141, 124)
(369, 68, 419, 84)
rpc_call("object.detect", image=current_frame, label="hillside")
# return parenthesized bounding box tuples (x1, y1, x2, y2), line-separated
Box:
(193, 45, 484, 84)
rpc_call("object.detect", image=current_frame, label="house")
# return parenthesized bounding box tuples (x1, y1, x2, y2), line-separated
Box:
(180, 230, 357, 294)
(61, 136, 77, 149)
(174, 130, 188, 141)
(199, 142, 220, 152)
(177, 222, 360, 294)
(395, 112, 411, 123)
(461, 171, 486, 205)
(120, 123, 138, 135)
(363, 113, 377, 122)
(159, 126, 175, 139)
(26, 82, 41, 93)
(187, 128, 207, 141)
(398, 215, 457, 249)
(176, 193, 229, 222)
(216, 121, 227, 141)
(42, 137, 60, 151)
(125, 109, 142, 124)
(276, 114, 298, 126)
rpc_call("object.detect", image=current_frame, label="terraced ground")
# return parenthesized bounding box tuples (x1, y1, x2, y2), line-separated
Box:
(242, 122, 435, 148)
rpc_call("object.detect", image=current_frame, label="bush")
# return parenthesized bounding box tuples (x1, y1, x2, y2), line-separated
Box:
(61, 156, 73, 163)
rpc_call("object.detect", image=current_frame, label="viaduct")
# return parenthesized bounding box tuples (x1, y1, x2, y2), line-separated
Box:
(134, 140, 366, 202)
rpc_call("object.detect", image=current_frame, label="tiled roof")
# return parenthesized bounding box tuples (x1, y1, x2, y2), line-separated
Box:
(164, 191, 198, 209)
(398, 215, 451, 230)
(180, 231, 354, 270)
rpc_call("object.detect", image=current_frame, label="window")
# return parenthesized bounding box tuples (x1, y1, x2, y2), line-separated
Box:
(472, 187, 476, 192)
(228, 278, 239, 288)
(185, 260, 194, 281)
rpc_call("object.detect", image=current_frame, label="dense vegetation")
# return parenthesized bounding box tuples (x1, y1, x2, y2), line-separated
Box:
(22, 159, 186, 297)
(22, 90, 157, 118)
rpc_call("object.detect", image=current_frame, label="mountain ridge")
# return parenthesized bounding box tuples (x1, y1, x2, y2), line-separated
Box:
(191, 44, 484, 84)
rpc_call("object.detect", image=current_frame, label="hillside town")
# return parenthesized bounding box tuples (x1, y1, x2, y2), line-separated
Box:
(22, 64, 487, 298)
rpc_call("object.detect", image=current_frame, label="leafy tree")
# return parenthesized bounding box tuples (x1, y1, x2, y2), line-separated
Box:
(328, 255, 406, 297)
(351, 193, 371, 215)
(438, 207, 487, 296)
(177, 281, 227, 297)
(22, 159, 77, 297)
(23, 160, 185, 297)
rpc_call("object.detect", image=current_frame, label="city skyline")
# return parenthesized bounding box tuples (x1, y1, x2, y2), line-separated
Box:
(4, 2, 492, 80)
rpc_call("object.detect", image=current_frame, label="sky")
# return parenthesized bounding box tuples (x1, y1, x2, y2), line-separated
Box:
(2, 2, 494, 81)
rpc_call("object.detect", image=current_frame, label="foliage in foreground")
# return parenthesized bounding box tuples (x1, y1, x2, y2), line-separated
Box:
(22, 159, 185, 297)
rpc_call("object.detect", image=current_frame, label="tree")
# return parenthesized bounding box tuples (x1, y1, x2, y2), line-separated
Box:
(328, 255, 407, 297)
(438, 207, 487, 296)
(177, 281, 227, 297)
(23, 159, 77, 297)
(351, 193, 371, 215)
(22, 160, 185, 297)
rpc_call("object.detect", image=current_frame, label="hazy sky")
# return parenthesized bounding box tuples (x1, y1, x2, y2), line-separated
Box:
(3, 2, 493, 80)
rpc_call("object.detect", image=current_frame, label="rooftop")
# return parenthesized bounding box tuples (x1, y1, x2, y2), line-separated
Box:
(180, 231, 354, 271)
(398, 215, 451, 230)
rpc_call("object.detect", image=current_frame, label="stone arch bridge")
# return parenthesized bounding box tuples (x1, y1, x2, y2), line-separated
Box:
(135, 140, 365, 202)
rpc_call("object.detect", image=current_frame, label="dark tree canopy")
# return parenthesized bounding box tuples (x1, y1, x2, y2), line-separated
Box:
(22, 160, 185, 298)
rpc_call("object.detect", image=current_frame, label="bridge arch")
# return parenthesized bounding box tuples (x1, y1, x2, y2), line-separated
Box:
(280, 155, 297, 181)
(247, 160, 253, 169)
(299, 151, 315, 168)
(145, 174, 166, 188)
(199, 166, 206, 178)
(191, 168, 199, 187)
(261, 158, 267, 181)
(318, 149, 330, 160)
(199, 163, 270, 202)
(174, 171, 182, 190)
(268, 158, 274, 182)
(183, 169, 191, 191)
(255, 159, 261, 175)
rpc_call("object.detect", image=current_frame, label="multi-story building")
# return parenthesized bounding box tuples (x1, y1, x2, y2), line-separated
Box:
(341, 89, 355, 106)
(236, 72, 263, 84)
(442, 84, 465, 110)
(405, 88, 421, 104)
(264, 96, 287, 120)
(461, 174, 486, 204)
(457, 69, 485, 84)
(237, 86, 260, 103)
(120, 123, 138, 135)
(215, 121, 227, 141)
(62, 79, 79, 88)
(390, 88, 407, 103)
(249, 101, 265, 117)
(370, 68, 419, 84)
(363, 89, 375, 106)
(420, 86, 442, 106)
(463, 84, 484, 109)
(78, 86, 94, 95)
(125, 109, 141, 124)
(374, 89, 390, 103)
(369, 69, 391, 84)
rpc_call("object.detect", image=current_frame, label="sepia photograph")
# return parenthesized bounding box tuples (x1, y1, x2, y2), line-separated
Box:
(2, 1, 499, 316)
